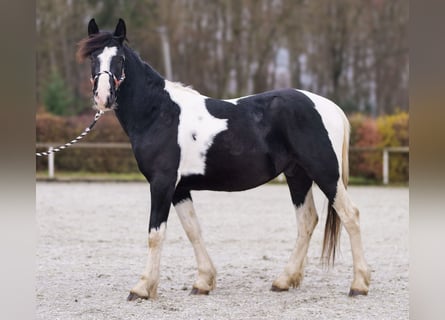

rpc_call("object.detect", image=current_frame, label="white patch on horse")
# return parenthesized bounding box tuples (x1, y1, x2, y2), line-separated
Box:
(223, 94, 253, 105)
(95, 46, 117, 109)
(164, 80, 228, 177)
(296, 90, 345, 175)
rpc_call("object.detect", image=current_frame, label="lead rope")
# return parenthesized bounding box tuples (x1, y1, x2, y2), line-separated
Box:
(36, 110, 105, 157)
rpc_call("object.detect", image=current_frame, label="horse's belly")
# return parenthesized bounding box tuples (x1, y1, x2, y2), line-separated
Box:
(178, 152, 286, 192)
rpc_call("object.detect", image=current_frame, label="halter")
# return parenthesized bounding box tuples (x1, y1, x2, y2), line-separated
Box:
(91, 52, 125, 90)
(36, 54, 126, 157)
(91, 68, 126, 89)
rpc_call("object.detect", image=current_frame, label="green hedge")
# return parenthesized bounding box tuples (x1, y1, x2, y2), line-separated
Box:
(36, 111, 409, 183)
(36, 111, 139, 173)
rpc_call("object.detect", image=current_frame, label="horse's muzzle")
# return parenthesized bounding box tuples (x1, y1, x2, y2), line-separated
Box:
(94, 95, 115, 110)
(93, 73, 117, 110)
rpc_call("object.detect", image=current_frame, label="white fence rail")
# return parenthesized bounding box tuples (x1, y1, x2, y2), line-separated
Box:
(36, 143, 408, 184)
(36, 142, 131, 179)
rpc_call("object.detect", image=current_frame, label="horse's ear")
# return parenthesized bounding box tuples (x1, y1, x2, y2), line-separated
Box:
(113, 18, 126, 43)
(88, 18, 99, 36)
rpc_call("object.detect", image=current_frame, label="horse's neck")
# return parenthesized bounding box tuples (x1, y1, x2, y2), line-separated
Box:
(115, 49, 166, 136)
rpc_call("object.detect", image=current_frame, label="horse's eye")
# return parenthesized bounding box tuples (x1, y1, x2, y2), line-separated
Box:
(115, 57, 124, 70)
(90, 59, 99, 77)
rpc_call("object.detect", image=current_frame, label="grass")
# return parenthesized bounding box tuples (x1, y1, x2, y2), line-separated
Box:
(348, 176, 381, 186)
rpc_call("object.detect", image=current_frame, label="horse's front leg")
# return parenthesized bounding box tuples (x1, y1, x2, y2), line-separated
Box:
(173, 188, 216, 295)
(127, 175, 176, 301)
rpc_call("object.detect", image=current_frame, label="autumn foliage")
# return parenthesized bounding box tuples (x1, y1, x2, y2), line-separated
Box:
(36, 110, 409, 183)
(349, 111, 409, 183)
(36, 111, 138, 173)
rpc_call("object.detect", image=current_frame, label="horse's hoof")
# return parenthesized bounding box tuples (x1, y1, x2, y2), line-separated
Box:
(190, 287, 210, 295)
(348, 288, 368, 297)
(127, 292, 148, 301)
(270, 285, 289, 292)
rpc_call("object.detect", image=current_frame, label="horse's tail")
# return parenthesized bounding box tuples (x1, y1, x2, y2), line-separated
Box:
(322, 108, 350, 266)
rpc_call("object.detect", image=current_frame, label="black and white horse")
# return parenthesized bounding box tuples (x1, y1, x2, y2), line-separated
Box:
(77, 18, 370, 300)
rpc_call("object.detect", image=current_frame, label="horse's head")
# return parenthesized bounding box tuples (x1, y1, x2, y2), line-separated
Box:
(78, 18, 127, 111)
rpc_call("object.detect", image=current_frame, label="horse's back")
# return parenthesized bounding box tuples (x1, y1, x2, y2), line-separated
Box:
(224, 88, 346, 160)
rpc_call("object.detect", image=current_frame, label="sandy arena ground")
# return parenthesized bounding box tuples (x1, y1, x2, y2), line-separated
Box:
(36, 182, 408, 319)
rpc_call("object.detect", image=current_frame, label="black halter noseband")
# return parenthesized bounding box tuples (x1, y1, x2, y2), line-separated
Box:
(92, 69, 126, 90)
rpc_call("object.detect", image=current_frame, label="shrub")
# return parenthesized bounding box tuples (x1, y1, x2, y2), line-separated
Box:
(36, 111, 139, 173)
(349, 113, 383, 180)
(376, 111, 409, 182)
(36, 110, 409, 183)
(348, 112, 409, 183)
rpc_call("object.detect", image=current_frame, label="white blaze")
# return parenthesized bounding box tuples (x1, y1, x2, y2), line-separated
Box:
(95, 46, 117, 109)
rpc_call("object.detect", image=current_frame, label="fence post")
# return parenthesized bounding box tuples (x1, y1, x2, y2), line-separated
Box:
(383, 148, 389, 185)
(48, 146, 54, 179)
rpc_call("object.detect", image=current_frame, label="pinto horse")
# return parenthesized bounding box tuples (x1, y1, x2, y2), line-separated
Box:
(77, 18, 370, 300)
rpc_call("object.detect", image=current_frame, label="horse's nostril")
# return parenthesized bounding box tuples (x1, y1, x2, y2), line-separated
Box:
(105, 97, 114, 108)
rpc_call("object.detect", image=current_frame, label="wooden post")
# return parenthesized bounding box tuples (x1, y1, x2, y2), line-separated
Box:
(383, 148, 389, 185)
(48, 146, 54, 179)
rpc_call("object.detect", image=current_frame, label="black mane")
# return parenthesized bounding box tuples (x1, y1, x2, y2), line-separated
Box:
(76, 32, 127, 62)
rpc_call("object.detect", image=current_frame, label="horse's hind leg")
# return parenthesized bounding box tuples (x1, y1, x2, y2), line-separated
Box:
(272, 171, 318, 291)
(173, 189, 216, 295)
(332, 182, 370, 296)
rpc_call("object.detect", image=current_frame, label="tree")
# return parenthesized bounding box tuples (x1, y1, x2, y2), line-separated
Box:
(43, 71, 74, 115)
(36, 0, 408, 116)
